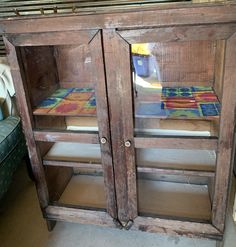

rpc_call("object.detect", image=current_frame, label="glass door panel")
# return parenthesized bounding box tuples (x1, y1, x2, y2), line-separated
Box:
(131, 41, 221, 138)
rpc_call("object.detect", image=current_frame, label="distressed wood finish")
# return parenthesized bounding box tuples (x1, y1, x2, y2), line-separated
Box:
(5, 30, 98, 46)
(45, 206, 116, 227)
(89, 31, 117, 219)
(3, 37, 49, 209)
(134, 137, 218, 150)
(131, 216, 222, 240)
(212, 32, 236, 232)
(117, 23, 236, 43)
(214, 40, 226, 102)
(104, 29, 137, 223)
(33, 130, 99, 144)
(137, 166, 215, 178)
(1, 4, 236, 34)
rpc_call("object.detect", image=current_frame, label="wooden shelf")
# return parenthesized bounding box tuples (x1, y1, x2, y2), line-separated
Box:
(138, 179, 211, 222)
(58, 175, 106, 209)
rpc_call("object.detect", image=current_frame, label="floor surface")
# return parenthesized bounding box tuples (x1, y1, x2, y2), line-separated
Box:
(0, 162, 236, 247)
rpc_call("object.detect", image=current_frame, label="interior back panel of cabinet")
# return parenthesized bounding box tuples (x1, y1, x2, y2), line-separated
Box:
(54, 45, 94, 88)
(151, 40, 216, 83)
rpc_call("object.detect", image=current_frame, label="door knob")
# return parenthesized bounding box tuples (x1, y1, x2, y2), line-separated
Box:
(100, 137, 107, 144)
(124, 140, 131, 147)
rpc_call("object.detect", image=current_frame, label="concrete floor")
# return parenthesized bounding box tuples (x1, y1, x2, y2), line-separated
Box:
(0, 163, 236, 247)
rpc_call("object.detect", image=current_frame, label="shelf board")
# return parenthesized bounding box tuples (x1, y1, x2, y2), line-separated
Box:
(58, 175, 106, 209)
(138, 179, 212, 221)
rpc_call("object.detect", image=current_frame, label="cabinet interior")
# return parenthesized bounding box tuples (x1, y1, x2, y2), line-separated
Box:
(18, 37, 223, 224)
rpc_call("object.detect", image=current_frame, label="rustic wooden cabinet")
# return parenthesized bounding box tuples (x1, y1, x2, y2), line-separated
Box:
(1, 1, 236, 244)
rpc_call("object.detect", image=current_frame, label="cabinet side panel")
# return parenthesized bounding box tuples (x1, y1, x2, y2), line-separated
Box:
(103, 29, 137, 223)
(212, 33, 236, 232)
(3, 37, 49, 209)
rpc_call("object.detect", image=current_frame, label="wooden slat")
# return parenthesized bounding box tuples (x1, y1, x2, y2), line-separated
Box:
(134, 137, 218, 150)
(43, 159, 102, 169)
(131, 216, 222, 240)
(137, 166, 215, 177)
(33, 130, 99, 144)
(45, 205, 116, 227)
(104, 29, 137, 223)
(212, 32, 236, 232)
(5, 30, 98, 46)
(89, 31, 118, 218)
(118, 23, 236, 43)
(1, 4, 236, 34)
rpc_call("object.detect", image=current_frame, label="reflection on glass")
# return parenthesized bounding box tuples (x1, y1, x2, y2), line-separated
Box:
(131, 42, 221, 137)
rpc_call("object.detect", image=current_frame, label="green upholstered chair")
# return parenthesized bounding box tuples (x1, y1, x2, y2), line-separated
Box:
(0, 58, 30, 201)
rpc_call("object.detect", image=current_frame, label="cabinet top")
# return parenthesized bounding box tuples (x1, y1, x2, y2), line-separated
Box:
(0, 1, 236, 34)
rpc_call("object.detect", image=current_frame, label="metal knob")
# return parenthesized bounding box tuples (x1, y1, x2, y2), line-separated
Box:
(124, 140, 131, 147)
(100, 137, 107, 144)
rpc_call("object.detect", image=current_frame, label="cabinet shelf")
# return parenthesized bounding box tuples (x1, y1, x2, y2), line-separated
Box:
(33, 87, 96, 117)
(138, 179, 211, 222)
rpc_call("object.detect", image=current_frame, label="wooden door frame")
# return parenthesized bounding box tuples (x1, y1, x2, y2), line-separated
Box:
(104, 23, 236, 236)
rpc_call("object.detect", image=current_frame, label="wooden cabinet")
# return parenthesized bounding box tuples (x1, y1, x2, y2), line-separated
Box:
(1, 1, 236, 243)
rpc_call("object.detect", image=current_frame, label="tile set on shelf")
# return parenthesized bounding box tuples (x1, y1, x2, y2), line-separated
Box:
(136, 86, 220, 118)
(33, 88, 96, 115)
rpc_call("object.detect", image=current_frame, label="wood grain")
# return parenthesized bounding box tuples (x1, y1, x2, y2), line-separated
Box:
(89, 31, 117, 218)
(5, 30, 98, 46)
(33, 130, 99, 144)
(1, 4, 236, 34)
(3, 37, 49, 209)
(131, 216, 222, 240)
(212, 32, 236, 232)
(104, 29, 137, 223)
(134, 137, 218, 150)
(118, 24, 236, 43)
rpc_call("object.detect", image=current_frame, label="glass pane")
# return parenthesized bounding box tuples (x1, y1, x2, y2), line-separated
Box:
(131, 41, 221, 137)
(21, 45, 98, 133)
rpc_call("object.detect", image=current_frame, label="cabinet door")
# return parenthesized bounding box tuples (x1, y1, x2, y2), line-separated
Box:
(4, 30, 117, 223)
(104, 25, 236, 234)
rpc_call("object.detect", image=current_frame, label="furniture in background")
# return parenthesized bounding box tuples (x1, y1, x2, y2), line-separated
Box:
(0, 58, 28, 201)
(1, 1, 236, 246)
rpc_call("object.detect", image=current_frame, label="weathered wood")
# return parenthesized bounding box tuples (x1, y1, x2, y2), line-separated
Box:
(89, 31, 117, 218)
(134, 137, 218, 150)
(20, 46, 59, 107)
(104, 29, 137, 223)
(212, 32, 236, 232)
(1, 4, 236, 34)
(33, 130, 99, 144)
(43, 159, 102, 170)
(131, 216, 222, 240)
(214, 40, 226, 102)
(137, 166, 215, 178)
(5, 30, 98, 46)
(3, 36, 49, 209)
(118, 24, 236, 43)
(45, 205, 116, 227)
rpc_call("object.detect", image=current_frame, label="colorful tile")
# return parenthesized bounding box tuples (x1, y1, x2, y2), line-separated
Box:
(167, 109, 201, 118)
(191, 86, 212, 92)
(65, 92, 94, 101)
(199, 103, 219, 117)
(163, 101, 198, 109)
(33, 97, 62, 114)
(72, 88, 95, 93)
(193, 92, 218, 102)
(51, 88, 73, 98)
(49, 100, 86, 115)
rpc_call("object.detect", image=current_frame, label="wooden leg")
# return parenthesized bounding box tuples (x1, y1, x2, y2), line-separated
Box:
(46, 219, 57, 231)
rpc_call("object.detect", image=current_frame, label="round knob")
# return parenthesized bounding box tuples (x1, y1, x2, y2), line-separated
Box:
(124, 140, 131, 147)
(100, 137, 107, 144)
